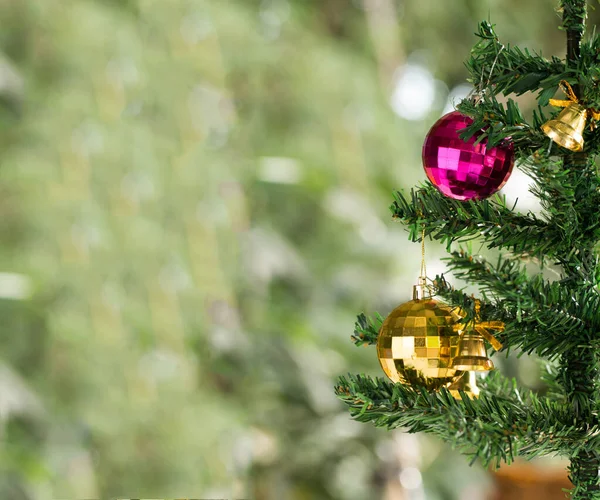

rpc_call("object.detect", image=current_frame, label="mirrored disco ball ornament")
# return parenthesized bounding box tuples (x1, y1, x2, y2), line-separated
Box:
(422, 111, 515, 200)
(376, 280, 462, 391)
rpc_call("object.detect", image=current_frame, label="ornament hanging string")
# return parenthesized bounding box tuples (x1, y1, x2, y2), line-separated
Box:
(469, 44, 504, 104)
(549, 80, 600, 129)
(487, 46, 503, 85)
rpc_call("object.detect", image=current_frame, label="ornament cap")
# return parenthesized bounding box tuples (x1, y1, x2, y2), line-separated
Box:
(412, 277, 431, 300)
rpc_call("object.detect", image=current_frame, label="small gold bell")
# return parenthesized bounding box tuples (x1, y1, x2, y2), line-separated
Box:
(541, 102, 587, 152)
(451, 331, 494, 371)
(448, 371, 480, 399)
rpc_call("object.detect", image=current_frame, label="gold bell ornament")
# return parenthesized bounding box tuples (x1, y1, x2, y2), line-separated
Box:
(541, 80, 600, 152)
(444, 306, 504, 400)
(376, 231, 462, 391)
(452, 330, 496, 371)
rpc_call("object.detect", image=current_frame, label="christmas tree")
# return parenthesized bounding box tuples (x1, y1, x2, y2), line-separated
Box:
(336, 1, 600, 497)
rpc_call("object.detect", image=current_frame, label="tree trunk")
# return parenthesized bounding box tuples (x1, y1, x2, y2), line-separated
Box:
(561, 1, 600, 497)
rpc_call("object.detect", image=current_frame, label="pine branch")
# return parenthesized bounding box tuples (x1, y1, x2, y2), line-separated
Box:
(466, 21, 566, 103)
(504, 155, 600, 284)
(335, 373, 600, 467)
(461, 17, 600, 157)
(393, 177, 600, 279)
(456, 21, 567, 153)
(455, 95, 549, 152)
(351, 313, 383, 346)
(525, 153, 600, 257)
(428, 276, 497, 323)
(439, 251, 600, 356)
(579, 36, 600, 109)
(391, 185, 555, 259)
(459, 20, 600, 156)
(443, 251, 555, 307)
(433, 275, 586, 358)
(539, 362, 568, 404)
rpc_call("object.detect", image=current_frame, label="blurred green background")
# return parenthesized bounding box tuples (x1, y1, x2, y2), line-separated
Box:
(0, 1, 595, 499)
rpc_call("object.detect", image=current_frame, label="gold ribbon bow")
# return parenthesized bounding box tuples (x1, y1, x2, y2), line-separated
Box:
(453, 300, 503, 351)
(550, 80, 600, 129)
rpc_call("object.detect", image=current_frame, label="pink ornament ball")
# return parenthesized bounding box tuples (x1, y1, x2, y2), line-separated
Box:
(422, 111, 514, 201)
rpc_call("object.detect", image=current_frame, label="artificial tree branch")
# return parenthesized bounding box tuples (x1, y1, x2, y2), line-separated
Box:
(351, 313, 383, 346)
(443, 251, 600, 325)
(432, 270, 597, 358)
(391, 185, 556, 258)
(466, 21, 566, 102)
(455, 95, 546, 152)
(335, 373, 600, 466)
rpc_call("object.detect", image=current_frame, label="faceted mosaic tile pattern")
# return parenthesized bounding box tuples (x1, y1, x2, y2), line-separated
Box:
(422, 111, 514, 201)
(377, 298, 462, 390)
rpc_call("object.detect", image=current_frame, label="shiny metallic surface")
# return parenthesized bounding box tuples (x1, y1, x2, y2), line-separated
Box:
(541, 102, 586, 152)
(422, 111, 514, 200)
(377, 298, 462, 391)
(451, 331, 494, 371)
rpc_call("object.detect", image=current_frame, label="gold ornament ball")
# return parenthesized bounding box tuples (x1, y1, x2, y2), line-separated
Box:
(377, 295, 462, 391)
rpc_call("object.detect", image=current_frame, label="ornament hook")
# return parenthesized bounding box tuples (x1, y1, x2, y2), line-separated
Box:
(413, 226, 431, 300)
